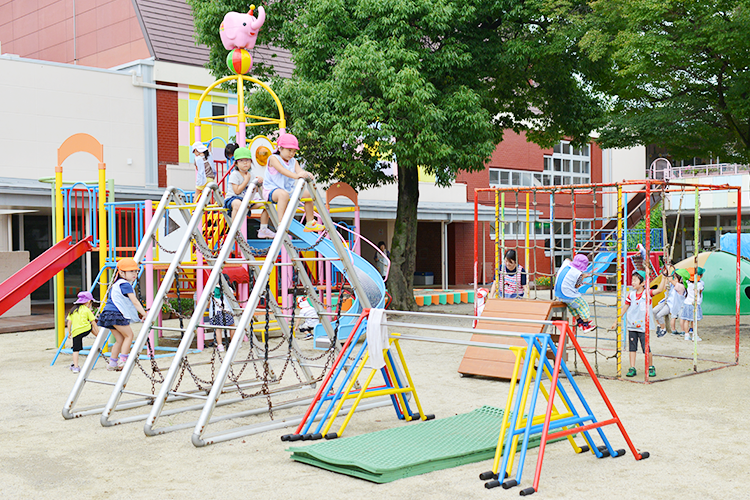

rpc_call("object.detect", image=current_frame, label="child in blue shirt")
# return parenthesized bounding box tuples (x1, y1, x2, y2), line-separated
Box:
(98, 258, 147, 371)
(554, 254, 596, 332)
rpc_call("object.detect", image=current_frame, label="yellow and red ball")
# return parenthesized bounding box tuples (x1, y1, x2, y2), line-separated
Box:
(226, 48, 253, 75)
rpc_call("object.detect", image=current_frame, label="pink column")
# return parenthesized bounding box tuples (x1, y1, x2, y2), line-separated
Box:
(239, 123, 246, 147)
(354, 208, 361, 256)
(196, 251, 204, 350)
(144, 200, 155, 354)
(326, 261, 333, 313)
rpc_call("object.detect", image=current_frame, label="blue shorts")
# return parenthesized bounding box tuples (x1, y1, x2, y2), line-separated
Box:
(267, 188, 281, 202)
(224, 195, 242, 210)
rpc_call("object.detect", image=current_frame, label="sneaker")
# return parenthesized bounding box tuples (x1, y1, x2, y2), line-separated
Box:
(216, 343, 225, 352)
(304, 221, 325, 232)
(303, 332, 314, 341)
(648, 366, 656, 377)
(72, 366, 81, 374)
(684, 332, 691, 341)
(69, 364, 76, 372)
(580, 321, 596, 333)
(693, 333, 702, 342)
(656, 327, 666, 338)
(117, 357, 126, 368)
(672, 330, 683, 336)
(257, 227, 276, 239)
(106, 362, 119, 372)
(626, 367, 637, 377)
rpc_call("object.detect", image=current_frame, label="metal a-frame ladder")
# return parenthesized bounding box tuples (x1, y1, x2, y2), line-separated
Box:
(62, 185, 214, 419)
(185, 178, 389, 447)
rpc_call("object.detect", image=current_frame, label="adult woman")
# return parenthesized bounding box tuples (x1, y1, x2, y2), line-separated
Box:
(497, 249, 528, 298)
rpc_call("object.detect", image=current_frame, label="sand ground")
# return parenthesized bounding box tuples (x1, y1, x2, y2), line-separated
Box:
(1, 300, 749, 500)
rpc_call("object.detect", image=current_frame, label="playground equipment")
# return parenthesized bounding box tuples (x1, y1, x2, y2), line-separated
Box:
(458, 298, 567, 380)
(284, 308, 646, 494)
(475, 180, 742, 383)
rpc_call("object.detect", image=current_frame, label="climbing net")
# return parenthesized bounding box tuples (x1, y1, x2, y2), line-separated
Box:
(474, 179, 742, 383)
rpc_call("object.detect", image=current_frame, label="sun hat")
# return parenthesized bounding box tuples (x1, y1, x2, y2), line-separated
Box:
(117, 257, 139, 272)
(74, 291, 98, 304)
(675, 268, 690, 282)
(234, 147, 252, 160)
(276, 133, 299, 150)
(191, 141, 208, 153)
(297, 296, 309, 307)
(632, 270, 646, 282)
(571, 254, 589, 272)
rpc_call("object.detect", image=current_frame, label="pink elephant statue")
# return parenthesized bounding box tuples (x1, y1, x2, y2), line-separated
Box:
(219, 6, 266, 51)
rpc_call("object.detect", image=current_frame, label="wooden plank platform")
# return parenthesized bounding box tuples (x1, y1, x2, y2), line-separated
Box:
(458, 298, 567, 380)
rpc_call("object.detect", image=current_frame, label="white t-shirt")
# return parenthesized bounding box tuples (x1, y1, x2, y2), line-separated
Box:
(684, 281, 704, 306)
(228, 168, 263, 201)
(299, 303, 319, 328)
(625, 289, 657, 332)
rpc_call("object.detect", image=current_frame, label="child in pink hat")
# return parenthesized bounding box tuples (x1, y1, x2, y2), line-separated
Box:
(554, 254, 596, 332)
(263, 133, 324, 232)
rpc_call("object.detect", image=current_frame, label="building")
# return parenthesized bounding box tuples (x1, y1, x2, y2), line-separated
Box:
(2, 0, 657, 309)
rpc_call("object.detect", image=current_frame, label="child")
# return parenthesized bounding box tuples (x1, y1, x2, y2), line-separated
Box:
(498, 249, 529, 298)
(66, 291, 100, 373)
(680, 267, 705, 342)
(264, 133, 324, 232)
(224, 142, 239, 170)
(192, 141, 216, 201)
(223, 146, 275, 238)
(209, 284, 235, 352)
(611, 269, 667, 378)
(554, 254, 596, 332)
(98, 257, 147, 371)
(375, 241, 390, 279)
(296, 296, 319, 340)
(653, 266, 686, 337)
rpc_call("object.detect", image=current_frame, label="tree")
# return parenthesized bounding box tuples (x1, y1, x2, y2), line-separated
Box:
(190, 0, 605, 309)
(580, 0, 750, 162)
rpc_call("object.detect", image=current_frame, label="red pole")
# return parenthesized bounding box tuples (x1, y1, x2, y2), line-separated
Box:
(531, 321, 568, 492)
(292, 310, 370, 435)
(474, 189, 479, 316)
(736, 187, 741, 363)
(644, 181, 651, 382)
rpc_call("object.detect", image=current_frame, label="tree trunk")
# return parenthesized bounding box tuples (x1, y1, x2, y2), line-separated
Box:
(386, 162, 419, 311)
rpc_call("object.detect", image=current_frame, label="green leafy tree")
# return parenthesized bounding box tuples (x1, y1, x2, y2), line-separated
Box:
(580, 0, 750, 162)
(190, 0, 604, 309)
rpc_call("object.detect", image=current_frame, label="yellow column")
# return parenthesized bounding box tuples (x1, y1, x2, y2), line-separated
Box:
(98, 162, 107, 303)
(55, 166, 65, 346)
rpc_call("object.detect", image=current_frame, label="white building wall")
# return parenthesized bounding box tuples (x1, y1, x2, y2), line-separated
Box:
(0, 56, 146, 187)
(601, 145, 647, 218)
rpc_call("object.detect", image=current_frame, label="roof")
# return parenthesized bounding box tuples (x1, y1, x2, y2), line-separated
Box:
(131, 0, 294, 78)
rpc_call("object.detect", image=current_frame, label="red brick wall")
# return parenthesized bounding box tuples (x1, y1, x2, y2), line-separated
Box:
(156, 82, 179, 188)
(451, 131, 604, 285)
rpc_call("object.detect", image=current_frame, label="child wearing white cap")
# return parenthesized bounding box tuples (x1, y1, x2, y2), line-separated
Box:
(192, 141, 216, 201)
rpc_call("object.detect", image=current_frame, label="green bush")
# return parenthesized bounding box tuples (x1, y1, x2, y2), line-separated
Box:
(535, 276, 551, 288)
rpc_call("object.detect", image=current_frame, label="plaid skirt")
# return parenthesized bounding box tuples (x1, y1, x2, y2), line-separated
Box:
(210, 311, 235, 326)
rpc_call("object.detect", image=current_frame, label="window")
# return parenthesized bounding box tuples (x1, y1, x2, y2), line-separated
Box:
(544, 141, 592, 186)
(212, 103, 226, 122)
(488, 168, 535, 187)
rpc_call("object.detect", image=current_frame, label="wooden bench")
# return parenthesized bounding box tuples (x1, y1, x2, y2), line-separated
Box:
(458, 298, 567, 380)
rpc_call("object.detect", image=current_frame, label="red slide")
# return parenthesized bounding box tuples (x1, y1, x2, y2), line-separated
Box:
(0, 235, 93, 317)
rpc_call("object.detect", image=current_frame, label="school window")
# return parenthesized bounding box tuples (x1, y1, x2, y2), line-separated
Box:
(544, 140, 591, 186)
(489, 168, 539, 188)
(212, 103, 226, 122)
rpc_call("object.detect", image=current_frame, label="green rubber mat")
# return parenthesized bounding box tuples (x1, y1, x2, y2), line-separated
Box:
(288, 405, 556, 483)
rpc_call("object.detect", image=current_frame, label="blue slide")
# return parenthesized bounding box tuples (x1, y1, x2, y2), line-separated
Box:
(578, 251, 617, 294)
(286, 219, 386, 346)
